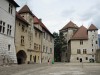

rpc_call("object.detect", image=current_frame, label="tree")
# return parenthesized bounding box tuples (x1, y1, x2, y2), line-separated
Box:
(53, 32, 67, 62)
(59, 32, 67, 52)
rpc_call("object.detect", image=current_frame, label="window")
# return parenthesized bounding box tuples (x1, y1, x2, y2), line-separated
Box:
(19, 23, 20, 26)
(9, 3, 13, 14)
(29, 18, 32, 23)
(77, 57, 79, 60)
(92, 35, 94, 39)
(34, 43, 39, 50)
(96, 41, 98, 44)
(50, 36, 52, 43)
(44, 32, 45, 38)
(39, 45, 40, 51)
(46, 33, 48, 40)
(43, 46, 45, 52)
(22, 16, 24, 18)
(7, 24, 12, 35)
(66, 53, 67, 57)
(37, 44, 38, 50)
(22, 25, 25, 32)
(83, 49, 87, 54)
(0, 21, 5, 33)
(86, 57, 88, 60)
(30, 55, 32, 61)
(21, 36, 24, 45)
(80, 40, 83, 45)
(92, 44, 93, 46)
(77, 49, 81, 54)
(35, 30, 37, 37)
(92, 55, 94, 57)
(34, 43, 36, 50)
(8, 44, 11, 51)
(92, 49, 93, 52)
(38, 56, 39, 60)
(30, 43, 31, 47)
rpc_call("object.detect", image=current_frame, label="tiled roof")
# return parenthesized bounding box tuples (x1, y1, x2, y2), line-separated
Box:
(7, 0, 19, 7)
(18, 5, 34, 16)
(88, 24, 98, 30)
(60, 21, 78, 30)
(16, 12, 29, 25)
(33, 16, 54, 37)
(71, 26, 88, 40)
(34, 17, 39, 24)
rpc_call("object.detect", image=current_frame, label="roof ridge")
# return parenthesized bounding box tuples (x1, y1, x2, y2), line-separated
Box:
(18, 5, 34, 16)
(88, 24, 98, 30)
(33, 15, 53, 37)
(60, 21, 78, 30)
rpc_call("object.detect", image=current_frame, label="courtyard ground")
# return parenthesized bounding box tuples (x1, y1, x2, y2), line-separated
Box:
(0, 63, 100, 75)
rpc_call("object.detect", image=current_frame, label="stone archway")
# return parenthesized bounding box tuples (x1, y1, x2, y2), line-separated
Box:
(17, 50, 27, 64)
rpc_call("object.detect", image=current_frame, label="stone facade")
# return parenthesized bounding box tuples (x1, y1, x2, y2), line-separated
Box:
(15, 5, 54, 64)
(0, 0, 19, 65)
(33, 26, 42, 63)
(42, 29, 54, 63)
(60, 21, 99, 63)
(15, 12, 36, 64)
(33, 16, 54, 63)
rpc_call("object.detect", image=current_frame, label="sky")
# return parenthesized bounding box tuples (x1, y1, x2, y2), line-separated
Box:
(15, 0, 100, 34)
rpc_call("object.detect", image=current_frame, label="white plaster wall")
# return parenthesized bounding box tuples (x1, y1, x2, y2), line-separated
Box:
(0, 0, 17, 63)
(70, 40, 96, 63)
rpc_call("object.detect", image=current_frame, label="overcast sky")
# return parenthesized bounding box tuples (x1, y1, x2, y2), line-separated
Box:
(15, 0, 100, 34)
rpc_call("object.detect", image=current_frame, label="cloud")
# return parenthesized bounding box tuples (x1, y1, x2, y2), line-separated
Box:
(62, 8, 76, 18)
(16, 0, 100, 33)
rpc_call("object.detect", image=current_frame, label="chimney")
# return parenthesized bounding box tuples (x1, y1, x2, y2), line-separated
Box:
(39, 18, 42, 22)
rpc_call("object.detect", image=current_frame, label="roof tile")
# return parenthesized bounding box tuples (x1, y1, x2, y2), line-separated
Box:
(18, 5, 34, 16)
(71, 26, 88, 40)
(60, 21, 78, 30)
(88, 24, 98, 30)
(33, 16, 53, 36)
(16, 12, 29, 25)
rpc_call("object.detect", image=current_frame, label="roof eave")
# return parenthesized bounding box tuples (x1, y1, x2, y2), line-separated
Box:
(71, 38, 88, 40)
(7, 0, 19, 7)
(88, 29, 98, 31)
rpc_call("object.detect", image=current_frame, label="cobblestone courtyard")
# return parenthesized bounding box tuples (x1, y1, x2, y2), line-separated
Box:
(0, 63, 100, 75)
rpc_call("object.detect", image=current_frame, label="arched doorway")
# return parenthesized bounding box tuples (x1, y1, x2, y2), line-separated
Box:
(17, 50, 27, 64)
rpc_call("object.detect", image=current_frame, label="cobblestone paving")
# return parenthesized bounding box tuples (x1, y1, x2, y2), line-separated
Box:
(0, 63, 100, 75)
(22, 63, 100, 75)
(0, 64, 48, 75)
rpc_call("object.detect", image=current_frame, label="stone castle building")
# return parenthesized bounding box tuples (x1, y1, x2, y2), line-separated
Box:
(60, 21, 99, 63)
(15, 5, 54, 64)
(15, 12, 31, 64)
(0, 0, 19, 65)
(33, 16, 54, 63)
